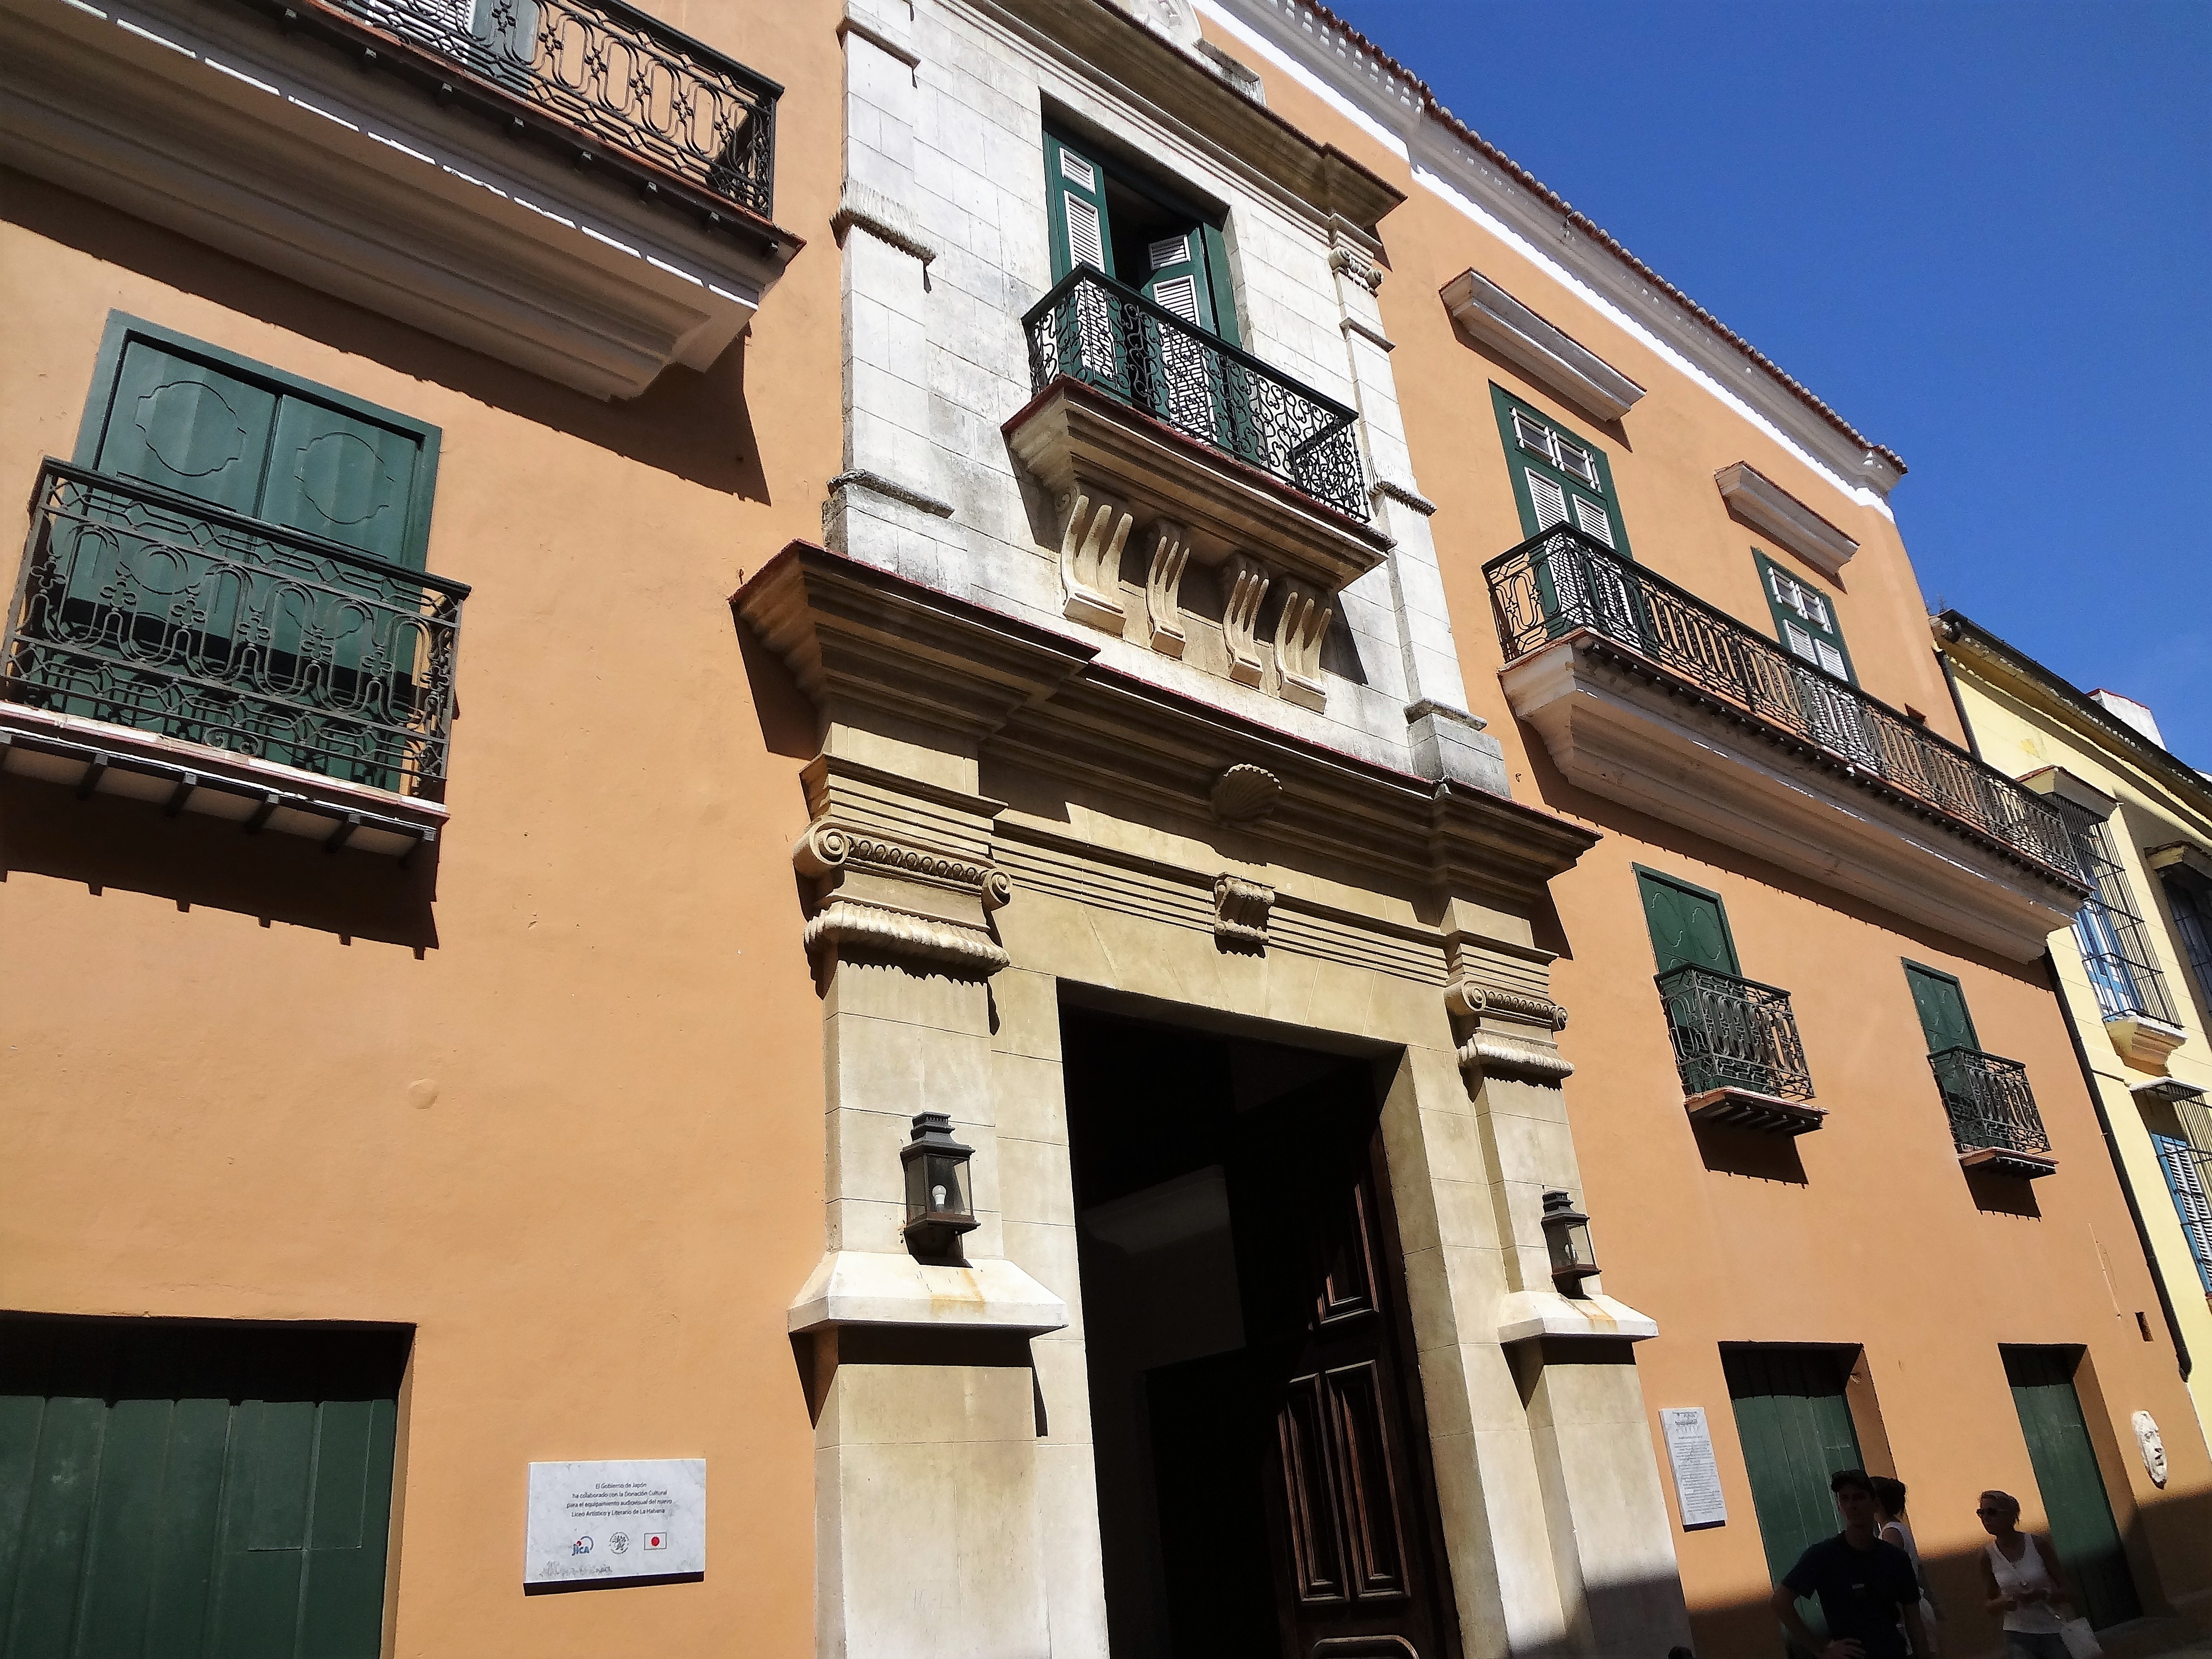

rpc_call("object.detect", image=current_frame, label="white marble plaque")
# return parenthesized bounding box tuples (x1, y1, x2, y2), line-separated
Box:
(525, 1458, 706, 1584)
(1660, 1407, 1726, 1530)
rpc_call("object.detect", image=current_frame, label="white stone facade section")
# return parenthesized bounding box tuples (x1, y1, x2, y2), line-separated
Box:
(834, 0, 1504, 786)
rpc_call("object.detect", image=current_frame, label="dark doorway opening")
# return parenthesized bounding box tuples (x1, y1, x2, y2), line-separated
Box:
(1062, 1004, 1461, 1659)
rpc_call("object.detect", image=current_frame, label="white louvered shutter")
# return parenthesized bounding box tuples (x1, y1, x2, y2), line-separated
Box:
(1064, 196, 1106, 273)
(1815, 639, 1848, 677)
(1527, 472, 1570, 531)
(1572, 497, 1616, 548)
(1151, 275, 1201, 324)
(1783, 620, 1821, 665)
(2155, 1133, 2212, 1288)
(1149, 234, 1191, 272)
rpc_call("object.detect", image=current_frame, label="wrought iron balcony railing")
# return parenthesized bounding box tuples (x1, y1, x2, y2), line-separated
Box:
(1657, 964, 1815, 1101)
(1930, 1046, 2050, 1159)
(1485, 528, 2080, 879)
(3, 461, 466, 798)
(319, 0, 780, 219)
(1022, 268, 1369, 523)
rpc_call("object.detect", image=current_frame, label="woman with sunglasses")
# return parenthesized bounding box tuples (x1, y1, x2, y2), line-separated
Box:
(1977, 1490, 2072, 1658)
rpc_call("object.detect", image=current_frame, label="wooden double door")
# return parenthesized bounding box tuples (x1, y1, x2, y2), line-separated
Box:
(1129, 1068, 1460, 1659)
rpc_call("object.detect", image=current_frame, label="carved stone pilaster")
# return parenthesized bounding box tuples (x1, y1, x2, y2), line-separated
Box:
(793, 819, 1012, 977)
(1058, 490, 1132, 631)
(1273, 578, 1330, 711)
(1142, 520, 1192, 657)
(1220, 553, 1270, 687)
(1213, 873, 1273, 954)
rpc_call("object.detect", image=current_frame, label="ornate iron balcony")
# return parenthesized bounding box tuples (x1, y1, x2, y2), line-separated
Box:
(1657, 964, 1815, 1101)
(315, 0, 779, 219)
(1022, 269, 1369, 523)
(1485, 528, 2079, 879)
(3, 461, 466, 798)
(1930, 1046, 2051, 1165)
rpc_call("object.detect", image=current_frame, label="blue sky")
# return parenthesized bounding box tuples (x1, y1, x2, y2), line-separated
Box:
(1327, 0, 2211, 766)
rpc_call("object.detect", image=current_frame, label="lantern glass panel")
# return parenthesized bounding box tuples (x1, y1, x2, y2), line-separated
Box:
(1547, 1215, 1595, 1278)
(925, 1152, 970, 1218)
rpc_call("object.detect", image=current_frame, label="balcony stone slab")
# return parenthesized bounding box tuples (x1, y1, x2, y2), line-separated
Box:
(1683, 1087, 1826, 1137)
(0, 0, 795, 399)
(1498, 630, 2086, 961)
(1003, 377, 1393, 604)
(2105, 1013, 2188, 1074)
(1958, 1145, 2058, 1181)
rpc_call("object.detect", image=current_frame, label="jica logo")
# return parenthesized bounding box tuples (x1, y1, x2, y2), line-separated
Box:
(570, 1535, 593, 1556)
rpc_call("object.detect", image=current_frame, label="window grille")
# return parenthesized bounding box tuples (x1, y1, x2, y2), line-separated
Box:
(2055, 802, 2179, 1024)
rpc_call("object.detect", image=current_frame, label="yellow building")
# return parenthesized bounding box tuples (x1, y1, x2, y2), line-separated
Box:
(1937, 612, 2212, 1454)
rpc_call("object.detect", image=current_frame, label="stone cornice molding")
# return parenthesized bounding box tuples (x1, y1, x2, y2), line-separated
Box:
(1715, 461, 1858, 579)
(1440, 268, 1645, 425)
(734, 542, 1599, 912)
(973, 0, 1405, 232)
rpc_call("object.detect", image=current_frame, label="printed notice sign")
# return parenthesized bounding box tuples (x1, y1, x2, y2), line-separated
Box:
(525, 1458, 706, 1585)
(1659, 1408, 1726, 1530)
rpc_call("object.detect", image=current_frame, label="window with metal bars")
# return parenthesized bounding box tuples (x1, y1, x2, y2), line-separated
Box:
(2152, 1096, 2212, 1294)
(2161, 875, 2212, 1012)
(2055, 802, 2179, 1025)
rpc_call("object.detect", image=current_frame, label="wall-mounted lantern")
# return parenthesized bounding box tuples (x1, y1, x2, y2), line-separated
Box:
(1541, 1189, 1599, 1293)
(902, 1112, 977, 1255)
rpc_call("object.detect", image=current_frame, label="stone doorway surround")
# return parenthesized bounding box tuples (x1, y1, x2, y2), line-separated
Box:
(739, 541, 1692, 1659)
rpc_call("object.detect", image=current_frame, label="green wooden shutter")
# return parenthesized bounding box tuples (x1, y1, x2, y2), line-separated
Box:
(2001, 1348, 2140, 1631)
(1755, 551, 1855, 685)
(1044, 132, 1115, 282)
(1198, 223, 1241, 349)
(1638, 870, 1741, 976)
(2152, 1130, 2212, 1293)
(90, 337, 280, 516)
(0, 1319, 403, 1659)
(1903, 962, 1978, 1054)
(259, 398, 425, 569)
(1724, 1347, 1865, 1647)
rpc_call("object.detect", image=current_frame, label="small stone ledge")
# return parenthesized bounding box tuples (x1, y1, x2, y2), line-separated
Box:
(1685, 1086, 1826, 1137)
(1496, 1289, 1659, 1346)
(0, 701, 443, 860)
(787, 1250, 1069, 1334)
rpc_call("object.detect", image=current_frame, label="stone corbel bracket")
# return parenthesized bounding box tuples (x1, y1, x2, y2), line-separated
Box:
(1447, 978, 1572, 1083)
(1221, 553, 1270, 687)
(794, 821, 1013, 977)
(1058, 490, 1133, 631)
(1273, 579, 1331, 712)
(1143, 520, 1192, 657)
(1214, 873, 1274, 954)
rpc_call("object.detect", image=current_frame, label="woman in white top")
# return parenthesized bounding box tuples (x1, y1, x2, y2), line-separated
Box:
(1976, 1489, 2073, 1659)
(1871, 1476, 1941, 1655)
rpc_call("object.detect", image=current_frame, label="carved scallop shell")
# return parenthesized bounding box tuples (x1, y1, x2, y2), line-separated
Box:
(1211, 764, 1282, 823)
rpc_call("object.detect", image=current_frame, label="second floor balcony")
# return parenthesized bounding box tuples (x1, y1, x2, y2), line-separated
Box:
(1658, 964, 1825, 1135)
(1, 461, 464, 858)
(1006, 270, 1391, 674)
(1931, 1046, 2056, 1178)
(3, 0, 796, 398)
(1485, 528, 2090, 962)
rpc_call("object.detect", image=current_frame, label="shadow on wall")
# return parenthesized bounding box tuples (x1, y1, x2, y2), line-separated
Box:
(1685, 1484, 2212, 1659)
(3, 168, 771, 499)
(0, 771, 438, 950)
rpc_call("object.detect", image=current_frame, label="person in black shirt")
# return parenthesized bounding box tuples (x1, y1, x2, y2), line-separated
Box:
(1769, 1469, 1929, 1659)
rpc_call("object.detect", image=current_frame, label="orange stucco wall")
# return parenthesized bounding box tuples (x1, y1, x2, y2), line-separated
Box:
(1218, 16, 2212, 1649)
(0, 1, 845, 1650)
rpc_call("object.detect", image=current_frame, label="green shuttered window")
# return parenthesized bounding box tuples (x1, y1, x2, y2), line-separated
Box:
(1043, 129, 1240, 347)
(1490, 385, 1631, 556)
(1754, 550, 1854, 685)
(0, 1317, 406, 1659)
(1902, 961, 1979, 1055)
(2001, 1347, 2140, 1631)
(1636, 868, 1740, 976)
(76, 315, 441, 573)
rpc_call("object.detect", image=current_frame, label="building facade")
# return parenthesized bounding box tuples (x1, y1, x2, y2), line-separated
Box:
(0, 0, 2207, 1657)
(1936, 614, 2212, 1456)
